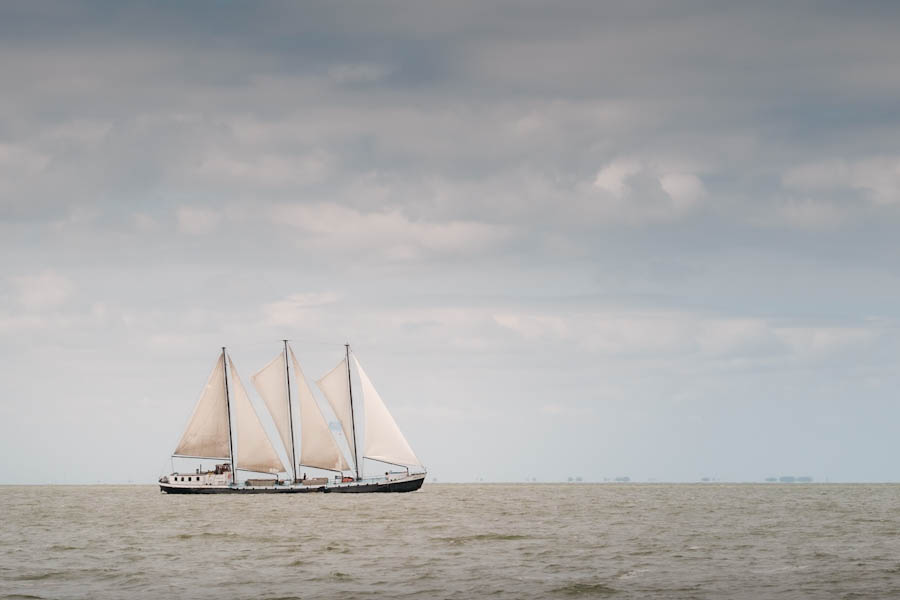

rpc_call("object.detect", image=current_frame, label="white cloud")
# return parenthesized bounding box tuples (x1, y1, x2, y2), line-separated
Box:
(0, 143, 49, 175)
(659, 172, 705, 210)
(494, 308, 880, 362)
(132, 213, 159, 232)
(589, 159, 707, 223)
(492, 313, 569, 340)
(774, 326, 878, 358)
(0, 143, 50, 202)
(540, 403, 593, 417)
(270, 202, 513, 259)
(593, 159, 641, 198)
(771, 198, 844, 229)
(509, 111, 546, 136)
(783, 157, 900, 205)
(38, 119, 111, 146)
(0, 312, 53, 332)
(262, 292, 342, 327)
(176, 206, 221, 235)
(196, 151, 334, 189)
(12, 270, 73, 311)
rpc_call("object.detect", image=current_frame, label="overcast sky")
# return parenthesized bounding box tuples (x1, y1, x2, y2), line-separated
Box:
(2, 1, 900, 483)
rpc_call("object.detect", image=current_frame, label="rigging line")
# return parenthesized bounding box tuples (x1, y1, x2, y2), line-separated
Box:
(158, 457, 174, 477)
(298, 465, 344, 474)
(172, 454, 231, 461)
(285, 340, 354, 350)
(363, 457, 424, 470)
(217, 338, 349, 349)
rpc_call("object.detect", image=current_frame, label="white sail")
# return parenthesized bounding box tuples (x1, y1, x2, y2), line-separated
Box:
(290, 349, 350, 472)
(315, 358, 357, 472)
(354, 356, 421, 467)
(230, 356, 286, 474)
(173, 353, 231, 459)
(251, 351, 294, 473)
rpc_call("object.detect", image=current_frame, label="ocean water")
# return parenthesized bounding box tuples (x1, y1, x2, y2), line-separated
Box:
(1, 483, 899, 599)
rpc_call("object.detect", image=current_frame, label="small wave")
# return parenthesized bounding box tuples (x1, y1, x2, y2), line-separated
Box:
(174, 532, 239, 540)
(8, 572, 66, 582)
(617, 568, 649, 580)
(552, 582, 619, 596)
(435, 533, 530, 544)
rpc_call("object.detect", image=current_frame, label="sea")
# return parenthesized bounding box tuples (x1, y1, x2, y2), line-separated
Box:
(1, 483, 899, 599)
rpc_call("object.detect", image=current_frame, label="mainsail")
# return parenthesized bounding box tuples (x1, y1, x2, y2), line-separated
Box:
(251, 351, 295, 473)
(291, 348, 350, 472)
(230, 356, 286, 474)
(354, 356, 421, 467)
(315, 358, 357, 473)
(173, 353, 231, 459)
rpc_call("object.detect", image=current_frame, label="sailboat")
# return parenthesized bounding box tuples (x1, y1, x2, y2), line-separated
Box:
(158, 343, 426, 494)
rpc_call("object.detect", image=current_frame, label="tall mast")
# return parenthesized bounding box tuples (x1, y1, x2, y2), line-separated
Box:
(346, 343, 361, 480)
(221, 347, 236, 483)
(283, 340, 298, 483)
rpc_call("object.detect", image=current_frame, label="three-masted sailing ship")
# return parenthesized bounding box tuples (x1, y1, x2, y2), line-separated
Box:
(158, 343, 425, 494)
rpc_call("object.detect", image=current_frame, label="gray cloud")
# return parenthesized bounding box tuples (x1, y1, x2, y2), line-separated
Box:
(2, 1, 900, 483)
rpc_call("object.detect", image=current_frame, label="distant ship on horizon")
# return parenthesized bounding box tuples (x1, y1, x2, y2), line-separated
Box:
(159, 342, 425, 494)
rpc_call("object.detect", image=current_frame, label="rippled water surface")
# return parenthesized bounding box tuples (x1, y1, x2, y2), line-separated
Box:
(2, 484, 899, 599)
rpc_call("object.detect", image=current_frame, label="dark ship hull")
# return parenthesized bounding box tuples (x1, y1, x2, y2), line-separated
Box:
(159, 473, 425, 494)
(325, 475, 425, 493)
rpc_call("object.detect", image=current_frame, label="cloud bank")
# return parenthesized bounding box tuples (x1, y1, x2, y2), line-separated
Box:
(2, 1, 900, 483)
